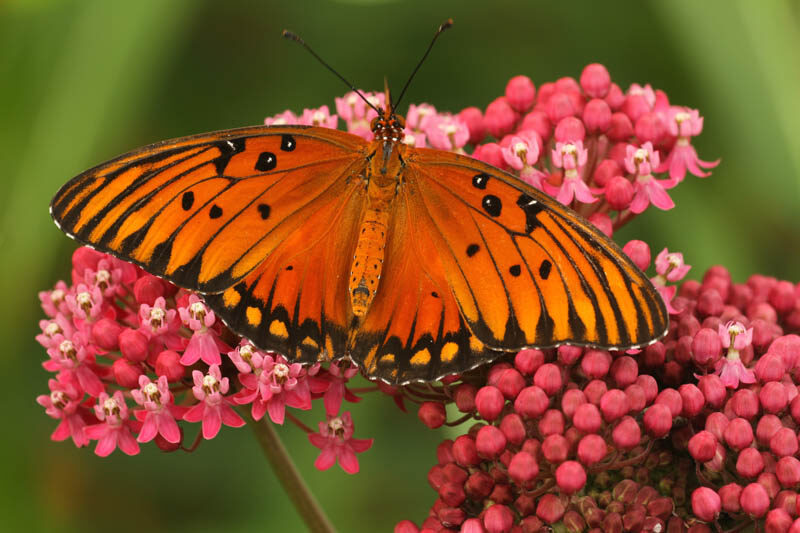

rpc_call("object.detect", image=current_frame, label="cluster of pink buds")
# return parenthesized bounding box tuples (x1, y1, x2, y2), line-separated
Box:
(36, 247, 372, 471)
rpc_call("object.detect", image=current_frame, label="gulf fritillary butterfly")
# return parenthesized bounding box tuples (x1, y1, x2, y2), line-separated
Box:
(50, 23, 667, 384)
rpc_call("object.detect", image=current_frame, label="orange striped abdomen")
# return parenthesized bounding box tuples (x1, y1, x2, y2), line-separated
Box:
(349, 207, 390, 316)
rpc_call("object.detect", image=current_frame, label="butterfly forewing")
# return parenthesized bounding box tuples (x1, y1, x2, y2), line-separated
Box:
(51, 126, 366, 292)
(406, 148, 668, 353)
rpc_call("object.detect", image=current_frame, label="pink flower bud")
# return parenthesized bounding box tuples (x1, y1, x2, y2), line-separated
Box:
(454, 383, 478, 413)
(458, 106, 486, 145)
(514, 348, 544, 375)
(583, 99, 612, 133)
(766, 508, 793, 533)
(692, 328, 722, 366)
(605, 176, 634, 210)
(679, 384, 705, 417)
(634, 112, 665, 144)
(725, 417, 755, 450)
(574, 403, 603, 433)
(759, 472, 781, 499)
(756, 353, 787, 385)
(452, 435, 479, 467)
(704, 412, 729, 441)
(438, 481, 466, 507)
(476, 425, 507, 459)
(741, 482, 771, 517)
(610, 356, 638, 387)
(737, 447, 765, 478)
(155, 350, 184, 382)
(600, 389, 629, 422)
(581, 64, 611, 98)
(546, 92, 580, 123)
(777, 456, 800, 488)
(770, 335, 800, 369)
(519, 110, 551, 140)
(643, 341, 667, 368)
(119, 327, 149, 362)
(112, 358, 143, 388)
(465, 470, 494, 500)
(475, 386, 505, 421)
(636, 374, 658, 403)
(644, 404, 672, 438)
(625, 384, 646, 413)
(584, 379, 608, 404)
(612, 416, 641, 450)
(508, 451, 539, 484)
(556, 461, 587, 494)
(761, 381, 789, 414)
(394, 520, 419, 533)
(578, 434, 607, 466)
(593, 158, 622, 188)
(719, 483, 743, 513)
(757, 415, 783, 446)
(471, 142, 506, 169)
(697, 288, 724, 317)
(554, 116, 586, 142)
(607, 113, 634, 141)
(418, 401, 446, 429)
(499, 414, 526, 446)
(771, 427, 799, 457)
(558, 345, 584, 365)
(91, 318, 123, 351)
(564, 510, 587, 533)
(514, 386, 549, 418)
(133, 274, 164, 305)
(484, 503, 513, 533)
(496, 369, 525, 399)
(697, 375, 727, 408)
(485, 97, 517, 138)
(542, 434, 569, 463)
(487, 363, 513, 386)
(537, 494, 567, 524)
(561, 389, 587, 419)
(691, 487, 721, 522)
(505, 75, 536, 113)
(581, 350, 612, 378)
(770, 281, 796, 314)
(588, 213, 613, 237)
(436, 440, 454, 465)
(773, 491, 797, 517)
(534, 363, 563, 395)
(688, 431, 717, 462)
(551, 411, 581, 447)
(731, 389, 760, 419)
(604, 512, 624, 533)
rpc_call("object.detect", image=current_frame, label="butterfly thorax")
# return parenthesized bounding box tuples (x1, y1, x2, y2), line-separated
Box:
(348, 112, 407, 317)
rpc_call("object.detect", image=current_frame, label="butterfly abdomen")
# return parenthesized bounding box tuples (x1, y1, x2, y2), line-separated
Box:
(349, 203, 390, 316)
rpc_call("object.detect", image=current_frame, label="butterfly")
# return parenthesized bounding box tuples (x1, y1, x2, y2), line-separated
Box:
(50, 25, 667, 385)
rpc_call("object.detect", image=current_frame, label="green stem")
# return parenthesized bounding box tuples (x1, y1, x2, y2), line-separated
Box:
(250, 417, 336, 533)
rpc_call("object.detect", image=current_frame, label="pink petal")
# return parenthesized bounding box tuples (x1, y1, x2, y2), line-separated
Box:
(84, 424, 106, 439)
(324, 384, 344, 416)
(182, 403, 204, 423)
(76, 365, 105, 397)
(251, 399, 268, 421)
(220, 403, 245, 428)
(117, 428, 140, 455)
(267, 398, 286, 425)
(202, 405, 222, 439)
(308, 433, 329, 449)
(158, 414, 181, 443)
(94, 430, 117, 457)
(338, 447, 360, 474)
(137, 416, 158, 443)
(51, 419, 71, 442)
(349, 437, 374, 453)
(645, 180, 675, 211)
(314, 447, 337, 471)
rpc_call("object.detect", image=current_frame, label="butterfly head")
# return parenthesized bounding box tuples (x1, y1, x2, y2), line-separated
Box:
(370, 111, 405, 142)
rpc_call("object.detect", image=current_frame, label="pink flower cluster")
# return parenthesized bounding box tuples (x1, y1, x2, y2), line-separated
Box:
(399, 245, 800, 532)
(36, 247, 372, 471)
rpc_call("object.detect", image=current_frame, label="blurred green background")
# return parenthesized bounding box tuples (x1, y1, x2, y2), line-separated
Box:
(2, 1, 798, 531)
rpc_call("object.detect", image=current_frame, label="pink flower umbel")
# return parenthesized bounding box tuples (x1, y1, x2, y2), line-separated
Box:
(183, 365, 244, 439)
(132, 375, 186, 443)
(626, 142, 676, 213)
(37, 375, 89, 447)
(232, 347, 312, 425)
(84, 391, 141, 456)
(657, 107, 719, 181)
(715, 321, 756, 388)
(178, 295, 222, 366)
(308, 411, 373, 474)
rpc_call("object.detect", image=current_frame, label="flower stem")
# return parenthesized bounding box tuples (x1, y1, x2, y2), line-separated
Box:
(250, 416, 336, 533)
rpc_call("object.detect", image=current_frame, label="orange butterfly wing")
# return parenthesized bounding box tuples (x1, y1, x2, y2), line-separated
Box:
(51, 126, 366, 293)
(350, 147, 668, 383)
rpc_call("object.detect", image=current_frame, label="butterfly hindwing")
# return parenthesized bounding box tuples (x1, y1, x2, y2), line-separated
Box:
(51, 125, 367, 292)
(405, 148, 668, 353)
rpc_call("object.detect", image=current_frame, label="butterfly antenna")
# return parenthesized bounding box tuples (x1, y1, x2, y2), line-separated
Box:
(391, 18, 454, 115)
(282, 30, 381, 115)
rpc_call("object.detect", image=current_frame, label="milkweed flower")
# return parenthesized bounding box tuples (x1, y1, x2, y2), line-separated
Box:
(308, 411, 373, 474)
(84, 391, 141, 457)
(183, 365, 245, 440)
